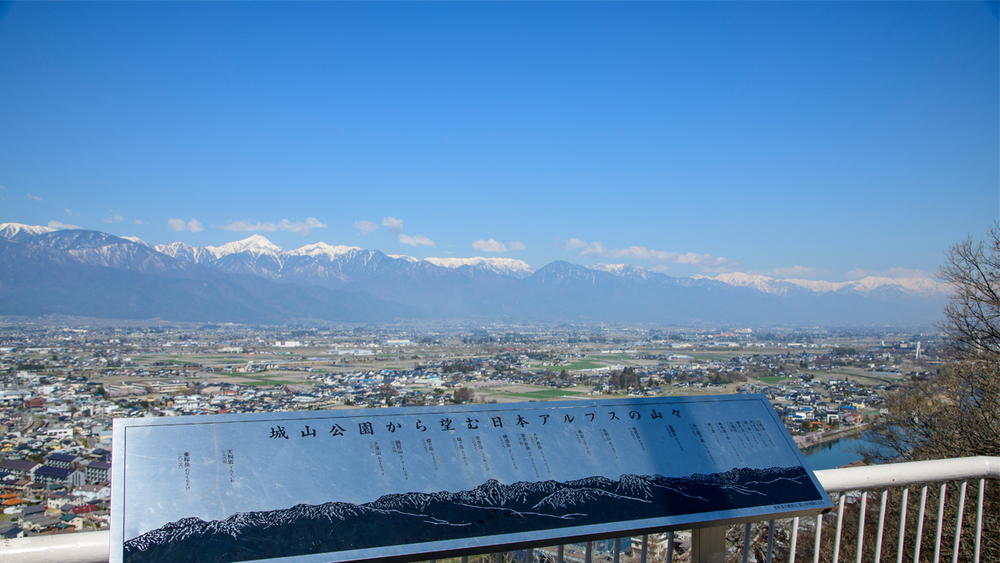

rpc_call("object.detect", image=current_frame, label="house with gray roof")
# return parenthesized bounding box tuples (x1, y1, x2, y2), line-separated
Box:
(86, 460, 111, 483)
(44, 452, 81, 469)
(0, 459, 38, 480)
(33, 466, 84, 488)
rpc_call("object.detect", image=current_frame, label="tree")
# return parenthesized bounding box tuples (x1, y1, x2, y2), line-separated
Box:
(861, 225, 1000, 560)
(453, 387, 475, 403)
(378, 383, 398, 405)
(941, 226, 1000, 358)
(869, 226, 1000, 462)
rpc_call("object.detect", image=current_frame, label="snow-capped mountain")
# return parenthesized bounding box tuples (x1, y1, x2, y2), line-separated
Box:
(284, 242, 361, 260)
(702, 272, 949, 298)
(154, 241, 218, 264)
(387, 254, 420, 263)
(0, 223, 948, 324)
(9, 229, 197, 275)
(206, 234, 283, 259)
(588, 263, 661, 282)
(424, 256, 535, 278)
(154, 235, 536, 287)
(0, 222, 56, 242)
(121, 236, 151, 248)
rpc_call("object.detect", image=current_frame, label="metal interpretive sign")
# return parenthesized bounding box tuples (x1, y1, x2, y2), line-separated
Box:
(111, 395, 831, 563)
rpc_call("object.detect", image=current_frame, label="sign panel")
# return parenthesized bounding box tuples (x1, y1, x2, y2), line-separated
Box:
(111, 395, 831, 563)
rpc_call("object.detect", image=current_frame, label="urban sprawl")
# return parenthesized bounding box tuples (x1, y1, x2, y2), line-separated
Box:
(0, 321, 939, 539)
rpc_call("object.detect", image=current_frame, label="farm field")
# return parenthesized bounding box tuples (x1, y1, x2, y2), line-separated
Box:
(499, 388, 585, 400)
(592, 353, 632, 362)
(755, 376, 798, 384)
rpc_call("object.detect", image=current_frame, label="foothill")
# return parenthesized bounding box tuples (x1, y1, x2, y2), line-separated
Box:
(0, 319, 939, 539)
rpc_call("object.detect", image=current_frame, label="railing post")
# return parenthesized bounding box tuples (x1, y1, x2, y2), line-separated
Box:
(766, 519, 775, 563)
(691, 525, 727, 563)
(789, 516, 800, 563)
(742, 523, 752, 563)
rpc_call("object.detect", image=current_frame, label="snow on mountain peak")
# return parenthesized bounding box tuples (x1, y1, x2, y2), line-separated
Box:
(121, 236, 151, 248)
(424, 256, 535, 278)
(0, 222, 57, 240)
(589, 263, 627, 274)
(207, 235, 283, 258)
(286, 242, 361, 259)
(153, 241, 214, 263)
(588, 263, 658, 280)
(589, 263, 641, 275)
(704, 272, 948, 297)
(845, 275, 948, 295)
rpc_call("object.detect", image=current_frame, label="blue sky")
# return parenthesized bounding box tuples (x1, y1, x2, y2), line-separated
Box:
(1, 2, 997, 281)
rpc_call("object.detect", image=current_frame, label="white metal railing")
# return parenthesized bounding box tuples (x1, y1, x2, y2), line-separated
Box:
(1, 456, 997, 563)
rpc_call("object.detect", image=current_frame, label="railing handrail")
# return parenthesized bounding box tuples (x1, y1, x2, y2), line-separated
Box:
(2, 456, 998, 563)
(814, 455, 1000, 492)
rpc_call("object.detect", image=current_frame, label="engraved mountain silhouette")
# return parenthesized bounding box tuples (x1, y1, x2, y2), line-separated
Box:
(124, 466, 823, 563)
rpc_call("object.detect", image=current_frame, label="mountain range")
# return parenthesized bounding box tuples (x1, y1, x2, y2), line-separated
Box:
(0, 222, 948, 325)
(123, 466, 824, 563)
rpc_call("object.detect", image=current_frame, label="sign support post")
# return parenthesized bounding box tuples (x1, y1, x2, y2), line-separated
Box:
(691, 526, 728, 563)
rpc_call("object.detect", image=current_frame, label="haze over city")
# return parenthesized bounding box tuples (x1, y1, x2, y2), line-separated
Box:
(1, 2, 997, 285)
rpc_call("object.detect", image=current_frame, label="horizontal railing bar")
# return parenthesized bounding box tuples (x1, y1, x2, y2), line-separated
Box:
(814, 456, 1000, 492)
(0, 530, 109, 563)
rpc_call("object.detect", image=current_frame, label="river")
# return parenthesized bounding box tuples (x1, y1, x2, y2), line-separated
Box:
(802, 432, 887, 470)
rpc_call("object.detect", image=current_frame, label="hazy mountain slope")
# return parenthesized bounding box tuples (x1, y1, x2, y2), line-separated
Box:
(342, 260, 525, 317)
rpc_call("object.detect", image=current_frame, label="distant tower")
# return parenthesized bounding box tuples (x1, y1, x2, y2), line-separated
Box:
(916, 341, 921, 360)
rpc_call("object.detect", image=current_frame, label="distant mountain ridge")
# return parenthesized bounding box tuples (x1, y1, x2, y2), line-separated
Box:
(0, 223, 948, 324)
(700, 271, 946, 298)
(0, 226, 414, 323)
(150, 233, 536, 282)
(123, 466, 823, 563)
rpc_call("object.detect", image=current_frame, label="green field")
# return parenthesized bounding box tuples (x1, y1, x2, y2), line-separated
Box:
(756, 376, 796, 384)
(593, 354, 632, 362)
(500, 389, 584, 400)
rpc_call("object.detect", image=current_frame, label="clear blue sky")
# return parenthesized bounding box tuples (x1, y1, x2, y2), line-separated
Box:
(1, 2, 997, 281)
